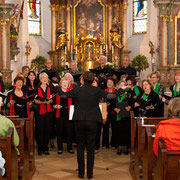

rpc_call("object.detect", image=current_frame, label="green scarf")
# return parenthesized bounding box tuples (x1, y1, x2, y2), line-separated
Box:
(174, 84, 180, 97)
(154, 82, 159, 94)
(134, 85, 140, 96)
(143, 93, 149, 100)
(116, 88, 129, 121)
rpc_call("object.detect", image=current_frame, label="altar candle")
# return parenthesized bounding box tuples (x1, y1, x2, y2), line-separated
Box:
(152, 57, 155, 63)
(71, 45, 73, 54)
(112, 45, 114, 54)
(100, 45, 102, 54)
(76, 46, 77, 54)
(65, 47, 67, 54)
(106, 44, 108, 53)
(89, 51, 90, 57)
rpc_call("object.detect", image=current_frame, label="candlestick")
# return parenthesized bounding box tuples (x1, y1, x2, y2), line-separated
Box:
(100, 45, 102, 54)
(152, 57, 155, 64)
(71, 45, 73, 54)
(112, 45, 114, 55)
(76, 46, 77, 54)
(106, 44, 108, 53)
(65, 47, 67, 54)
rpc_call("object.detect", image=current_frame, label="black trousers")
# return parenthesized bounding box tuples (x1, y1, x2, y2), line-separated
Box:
(115, 117, 130, 147)
(74, 121, 98, 177)
(102, 114, 116, 147)
(56, 116, 73, 151)
(36, 112, 53, 152)
(95, 122, 102, 150)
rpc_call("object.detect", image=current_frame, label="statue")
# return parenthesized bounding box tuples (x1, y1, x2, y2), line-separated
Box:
(110, 18, 123, 49)
(56, 21, 69, 51)
(10, 4, 20, 37)
(25, 41, 32, 65)
(149, 41, 155, 57)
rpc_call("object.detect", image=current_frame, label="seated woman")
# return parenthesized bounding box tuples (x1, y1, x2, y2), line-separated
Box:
(0, 114, 20, 156)
(53, 77, 74, 154)
(134, 79, 162, 117)
(6, 76, 31, 118)
(0, 151, 5, 176)
(153, 98, 180, 157)
(170, 70, 180, 97)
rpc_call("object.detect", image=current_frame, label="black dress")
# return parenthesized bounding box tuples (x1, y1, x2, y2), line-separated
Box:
(6, 90, 29, 118)
(54, 94, 73, 151)
(35, 85, 54, 153)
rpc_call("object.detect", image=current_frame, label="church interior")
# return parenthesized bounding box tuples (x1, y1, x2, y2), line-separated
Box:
(0, 0, 180, 179)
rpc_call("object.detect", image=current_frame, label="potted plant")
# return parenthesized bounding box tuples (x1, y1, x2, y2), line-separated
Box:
(131, 54, 149, 76)
(30, 55, 46, 73)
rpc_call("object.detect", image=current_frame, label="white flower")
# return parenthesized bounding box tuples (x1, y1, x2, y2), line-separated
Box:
(0, 151, 5, 176)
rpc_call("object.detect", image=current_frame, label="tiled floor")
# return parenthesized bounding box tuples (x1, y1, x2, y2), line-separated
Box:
(32, 146, 132, 180)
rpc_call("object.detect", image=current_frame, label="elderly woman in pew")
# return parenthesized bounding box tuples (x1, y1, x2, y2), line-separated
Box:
(134, 79, 162, 117)
(0, 114, 20, 156)
(6, 76, 31, 118)
(153, 98, 180, 157)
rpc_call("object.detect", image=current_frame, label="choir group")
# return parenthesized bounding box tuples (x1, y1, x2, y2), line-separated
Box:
(0, 55, 180, 179)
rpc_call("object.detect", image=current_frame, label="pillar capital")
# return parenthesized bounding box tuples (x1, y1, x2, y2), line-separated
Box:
(49, 4, 59, 12)
(123, 2, 129, 10)
(0, 17, 9, 25)
(160, 14, 170, 22)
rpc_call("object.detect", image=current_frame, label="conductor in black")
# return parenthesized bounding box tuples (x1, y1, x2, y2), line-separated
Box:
(54, 71, 125, 179)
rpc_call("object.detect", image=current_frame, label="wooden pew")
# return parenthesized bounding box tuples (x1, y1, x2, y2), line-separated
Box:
(129, 111, 138, 177)
(9, 112, 35, 171)
(137, 117, 169, 179)
(0, 127, 14, 180)
(146, 126, 157, 180)
(9, 119, 25, 179)
(159, 139, 180, 180)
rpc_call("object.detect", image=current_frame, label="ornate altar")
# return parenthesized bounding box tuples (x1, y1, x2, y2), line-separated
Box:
(154, 0, 180, 85)
(48, 0, 130, 71)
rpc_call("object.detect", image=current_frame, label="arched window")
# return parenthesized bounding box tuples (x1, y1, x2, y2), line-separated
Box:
(133, 0, 147, 34)
(27, 0, 41, 35)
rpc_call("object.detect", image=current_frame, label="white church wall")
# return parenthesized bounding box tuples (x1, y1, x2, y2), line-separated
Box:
(127, 0, 159, 80)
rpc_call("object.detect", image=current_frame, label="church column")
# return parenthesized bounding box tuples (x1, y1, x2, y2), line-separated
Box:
(66, 5, 71, 53)
(161, 15, 169, 66)
(0, 3, 14, 82)
(122, 1, 128, 50)
(50, 4, 57, 51)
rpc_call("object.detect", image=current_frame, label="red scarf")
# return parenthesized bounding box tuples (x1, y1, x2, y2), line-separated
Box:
(70, 84, 73, 90)
(55, 88, 72, 118)
(38, 86, 52, 115)
(105, 88, 115, 93)
(10, 92, 30, 118)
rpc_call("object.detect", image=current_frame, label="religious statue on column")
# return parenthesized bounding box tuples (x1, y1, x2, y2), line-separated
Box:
(110, 18, 123, 49)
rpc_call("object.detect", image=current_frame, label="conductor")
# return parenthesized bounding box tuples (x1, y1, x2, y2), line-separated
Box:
(54, 71, 127, 179)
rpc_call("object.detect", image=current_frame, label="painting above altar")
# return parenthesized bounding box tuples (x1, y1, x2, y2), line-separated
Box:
(74, 0, 105, 39)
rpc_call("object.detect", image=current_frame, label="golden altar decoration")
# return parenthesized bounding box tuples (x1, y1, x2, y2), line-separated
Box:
(48, 0, 131, 71)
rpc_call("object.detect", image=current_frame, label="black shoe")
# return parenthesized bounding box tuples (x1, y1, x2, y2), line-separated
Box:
(124, 150, 129, 155)
(44, 151, 50, 155)
(38, 151, 43, 155)
(57, 150, 62, 154)
(68, 150, 75, 154)
(78, 174, 84, 179)
(87, 175, 93, 179)
(116, 150, 122, 155)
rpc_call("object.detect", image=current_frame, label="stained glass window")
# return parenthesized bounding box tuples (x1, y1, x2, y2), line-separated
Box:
(133, 0, 147, 34)
(27, 0, 41, 36)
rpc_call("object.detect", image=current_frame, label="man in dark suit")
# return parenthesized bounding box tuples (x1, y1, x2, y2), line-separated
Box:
(41, 58, 60, 83)
(118, 56, 136, 76)
(54, 71, 126, 179)
(95, 55, 112, 89)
